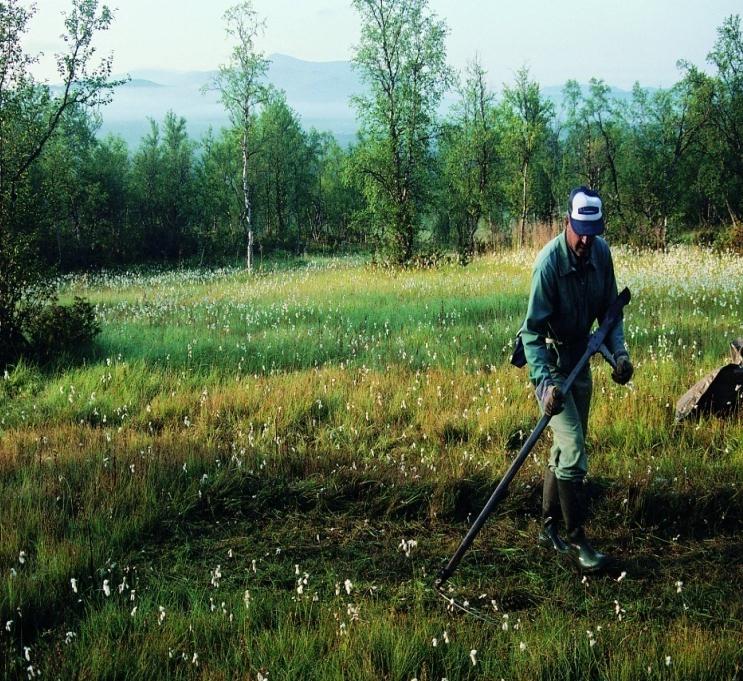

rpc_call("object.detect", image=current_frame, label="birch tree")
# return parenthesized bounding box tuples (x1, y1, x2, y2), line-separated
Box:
(0, 0, 119, 365)
(350, 0, 452, 264)
(441, 57, 501, 263)
(208, 1, 269, 271)
(502, 67, 553, 247)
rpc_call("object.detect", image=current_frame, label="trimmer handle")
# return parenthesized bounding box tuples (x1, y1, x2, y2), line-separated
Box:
(597, 343, 617, 370)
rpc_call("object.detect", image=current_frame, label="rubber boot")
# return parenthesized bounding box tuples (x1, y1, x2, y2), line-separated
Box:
(538, 469, 569, 553)
(556, 479, 610, 573)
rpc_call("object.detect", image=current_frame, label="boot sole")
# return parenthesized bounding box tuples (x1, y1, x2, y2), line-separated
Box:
(565, 553, 611, 574)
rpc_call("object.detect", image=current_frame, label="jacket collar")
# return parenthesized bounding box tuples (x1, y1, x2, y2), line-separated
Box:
(557, 230, 597, 277)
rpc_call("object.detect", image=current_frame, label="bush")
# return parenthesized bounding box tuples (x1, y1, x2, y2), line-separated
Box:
(26, 296, 100, 364)
(714, 223, 743, 255)
(0, 236, 51, 368)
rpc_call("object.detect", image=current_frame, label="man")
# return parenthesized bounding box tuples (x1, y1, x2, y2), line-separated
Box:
(520, 186, 633, 572)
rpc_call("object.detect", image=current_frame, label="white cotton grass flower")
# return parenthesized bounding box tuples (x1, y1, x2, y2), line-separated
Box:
(192, 652, 199, 666)
(443, 630, 450, 644)
(296, 572, 309, 595)
(257, 673, 268, 681)
(617, 571, 627, 582)
(102, 580, 111, 597)
(469, 649, 478, 666)
(24, 646, 31, 661)
(344, 579, 353, 595)
(18, 551, 26, 565)
(665, 656, 672, 666)
(210, 565, 222, 588)
(64, 631, 76, 645)
(158, 606, 166, 625)
(398, 538, 418, 557)
(130, 606, 137, 617)
(5, 621, 12, 632)
(675, 580, 683, 593)
(70, 578, 78, 593)
(244, 590, 251, 609)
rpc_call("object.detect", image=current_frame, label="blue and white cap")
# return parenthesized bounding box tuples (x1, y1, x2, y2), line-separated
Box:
(568, 186, 605, 236)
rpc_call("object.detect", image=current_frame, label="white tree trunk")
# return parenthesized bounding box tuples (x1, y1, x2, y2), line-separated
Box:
(242, 131, 253, 272)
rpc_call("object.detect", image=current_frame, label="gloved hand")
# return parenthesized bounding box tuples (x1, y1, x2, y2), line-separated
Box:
(612, 353, 634, 385)
(536, 380, 564, 416)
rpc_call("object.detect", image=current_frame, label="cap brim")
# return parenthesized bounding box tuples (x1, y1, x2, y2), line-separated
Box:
(569, 215, 605, 236)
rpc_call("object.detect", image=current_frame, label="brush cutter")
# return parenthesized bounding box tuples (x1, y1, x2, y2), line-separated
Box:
(434, 287, 631, 591)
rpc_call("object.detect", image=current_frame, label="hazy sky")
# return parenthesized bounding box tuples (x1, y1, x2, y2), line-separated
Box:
(26, 0, 740, 89)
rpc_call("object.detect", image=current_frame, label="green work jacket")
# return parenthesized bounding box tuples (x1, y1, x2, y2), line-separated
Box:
(520, 231, 627, 387)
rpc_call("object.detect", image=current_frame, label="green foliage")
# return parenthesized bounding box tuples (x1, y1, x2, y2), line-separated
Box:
(206, 1, 271, 270)
(0, 237, 51, 368)
(3, 8, 743, 275)
(24, 297, 100, 364)
(704, 14, 743, 224)
(0, 0, 119, 367)
(252, 94, 312, 251)
(439, 59, 504, 264)
(501, 67, 554, 247)
(351, 0, 453, 264)
(713, 222, 743, 254)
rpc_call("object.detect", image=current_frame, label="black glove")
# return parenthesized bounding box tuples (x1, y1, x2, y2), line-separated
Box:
(612, 354, 633, 385)
(536, 380, 564, 416)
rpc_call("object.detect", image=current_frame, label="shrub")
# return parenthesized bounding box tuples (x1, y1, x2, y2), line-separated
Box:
(26, 296, 101, 364)
(714, 222, 743, 255)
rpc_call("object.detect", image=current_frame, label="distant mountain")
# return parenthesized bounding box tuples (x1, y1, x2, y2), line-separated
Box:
(95, 55, 651, 149)
(98, 54, 364, 148)
(120, 78, 163, 88)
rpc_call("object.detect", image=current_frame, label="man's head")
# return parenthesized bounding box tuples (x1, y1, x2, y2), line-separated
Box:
(565, 186, 604, 259)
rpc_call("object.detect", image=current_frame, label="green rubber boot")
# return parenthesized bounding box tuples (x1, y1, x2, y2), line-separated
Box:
(556, 478, 610, 573)
(538, 469, 569, 554)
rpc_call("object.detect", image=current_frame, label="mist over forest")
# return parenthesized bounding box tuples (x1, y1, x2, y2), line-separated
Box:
(96, 54, 638, 149)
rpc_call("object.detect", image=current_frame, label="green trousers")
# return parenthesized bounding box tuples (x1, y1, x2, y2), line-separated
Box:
(538, 366, 593, 482)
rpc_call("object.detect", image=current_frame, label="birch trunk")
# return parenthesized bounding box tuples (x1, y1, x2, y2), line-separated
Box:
(241, 131, 253, 272)
(520, 160, 529, 248)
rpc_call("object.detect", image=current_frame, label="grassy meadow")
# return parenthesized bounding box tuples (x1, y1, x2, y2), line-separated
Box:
(1, 246, 742, 680)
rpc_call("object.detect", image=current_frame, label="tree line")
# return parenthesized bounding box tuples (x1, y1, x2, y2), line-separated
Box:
(31, 101, 362, 268)
(4, 1, 743, 272)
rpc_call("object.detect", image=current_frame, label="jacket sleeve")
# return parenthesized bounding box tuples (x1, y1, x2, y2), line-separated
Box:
(521, 264, 557, 387)
(602, 247, 628, 359)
